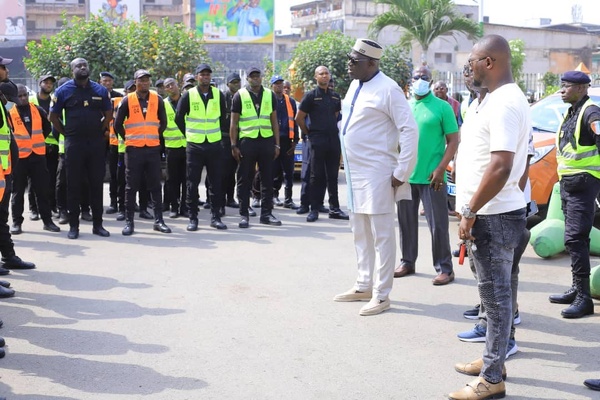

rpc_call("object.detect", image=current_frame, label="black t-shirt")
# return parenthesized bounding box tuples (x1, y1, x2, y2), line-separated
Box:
(559, 95, 600, 151)
(231, 86, 277, 137)
(298, 86, 341, 137)
(36, 95, 51, 115)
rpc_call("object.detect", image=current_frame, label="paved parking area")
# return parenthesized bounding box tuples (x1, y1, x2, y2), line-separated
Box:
(0, 182, 598, 399)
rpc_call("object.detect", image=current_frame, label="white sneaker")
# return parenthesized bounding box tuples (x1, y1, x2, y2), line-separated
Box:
(333, 288, 372, 302)
(359, 298, 391, 316)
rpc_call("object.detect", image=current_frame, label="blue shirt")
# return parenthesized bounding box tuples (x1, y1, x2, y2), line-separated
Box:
(50, 79, 111, 138)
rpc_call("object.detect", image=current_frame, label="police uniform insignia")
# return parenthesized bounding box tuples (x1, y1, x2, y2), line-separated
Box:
(51, 95, 57, 103)
(83, 100, 89, 107)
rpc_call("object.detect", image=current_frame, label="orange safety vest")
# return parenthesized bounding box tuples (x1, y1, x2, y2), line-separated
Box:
(283, 94, 295, 140)
(9, 104, 46, 159)
(124, 92, 160, 148)
(109, 97, 123, 146)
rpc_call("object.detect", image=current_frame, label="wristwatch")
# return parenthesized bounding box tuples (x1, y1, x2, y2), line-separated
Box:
(230, 143, 238, 150)
(274, 145, 280, 149)
(461, 204, 476, 219)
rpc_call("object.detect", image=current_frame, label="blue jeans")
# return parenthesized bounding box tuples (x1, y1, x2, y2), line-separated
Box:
(471, 208, 526, 383)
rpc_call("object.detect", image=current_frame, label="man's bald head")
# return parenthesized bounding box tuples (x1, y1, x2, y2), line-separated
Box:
(469, 34, 513, 92)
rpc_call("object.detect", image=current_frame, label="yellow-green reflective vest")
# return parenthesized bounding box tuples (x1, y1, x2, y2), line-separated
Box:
(0, 105, 11, 174)
(556, 99, 600, 180)
(185, 87, 221, 144)
(238, 88, 273, 139)
(30, 94, 59, 146)
(164, 99, 186, 148)
(57, 109, 66, 154)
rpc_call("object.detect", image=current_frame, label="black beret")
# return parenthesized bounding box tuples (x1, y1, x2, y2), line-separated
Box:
(561, 71, 591, 85)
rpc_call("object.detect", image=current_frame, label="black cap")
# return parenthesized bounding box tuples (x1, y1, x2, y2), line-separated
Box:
(39, 74, 56, 85)
(227, 73, 241, 83)
(163, 77, 177, 87)
(0, 81, 18, 102)
(247, 67, 261, 76)
(133, 69, 151, 80)
(183, 73, 196, 83)
(124, 80, 136, 91)
(195, 63, 212, 74)
(183, 82, 195, 90)
(561, 71, 591, 85)
(0, 56, 13, 66)
(100, 71, 115, 80)
(155, 79, 165, 87)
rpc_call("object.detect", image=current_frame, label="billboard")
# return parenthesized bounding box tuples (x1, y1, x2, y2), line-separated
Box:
(196, 0, 274, 44)
(0, 0, 26, 44)
(90, 0, 141, 26)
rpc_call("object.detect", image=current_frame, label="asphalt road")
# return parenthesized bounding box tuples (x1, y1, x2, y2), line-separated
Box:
(0, 181, 598, 399)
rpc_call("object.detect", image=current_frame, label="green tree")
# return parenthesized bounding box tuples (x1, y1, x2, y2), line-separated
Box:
(380, 44, 413, 93)
(542, 71, 560, 96)
(509, 39, 526, 92)
(368, 0, 481, 65)
(25, 15, 209, 86)
(290, 31, 355, 96)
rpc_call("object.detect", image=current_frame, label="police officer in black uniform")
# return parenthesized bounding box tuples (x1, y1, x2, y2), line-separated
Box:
(222, 72, 241, 211)
(549, 71, 600, 319)
(296, 66, 348, 223)
(49, 57, 112, 239)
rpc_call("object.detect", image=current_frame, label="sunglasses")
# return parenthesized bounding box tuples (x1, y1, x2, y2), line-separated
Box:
(346, 53, 370, 66)
(412, 74, 430, 81)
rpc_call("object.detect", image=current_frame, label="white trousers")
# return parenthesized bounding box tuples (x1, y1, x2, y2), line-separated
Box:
(350, 212, 396, 300)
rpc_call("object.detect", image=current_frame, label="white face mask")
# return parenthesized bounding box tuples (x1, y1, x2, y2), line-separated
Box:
(4, 101, 14, 111)
(411, 79, 431, 97)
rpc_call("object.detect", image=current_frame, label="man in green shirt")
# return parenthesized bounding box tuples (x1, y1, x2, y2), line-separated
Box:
(394, 64, 459, 286)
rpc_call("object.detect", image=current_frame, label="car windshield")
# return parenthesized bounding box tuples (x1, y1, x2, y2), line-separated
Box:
(531, 90, 600, 133)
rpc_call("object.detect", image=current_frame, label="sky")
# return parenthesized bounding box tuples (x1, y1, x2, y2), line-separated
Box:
(275, 0, 600, 34)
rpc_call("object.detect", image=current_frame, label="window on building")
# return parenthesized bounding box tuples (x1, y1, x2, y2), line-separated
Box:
(27, 20, 36, 30)
(56, 20, 64, 28)
(434, 53, 452, 64)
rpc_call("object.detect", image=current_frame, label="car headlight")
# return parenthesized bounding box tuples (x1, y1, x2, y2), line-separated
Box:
(530, 144, 555, 165)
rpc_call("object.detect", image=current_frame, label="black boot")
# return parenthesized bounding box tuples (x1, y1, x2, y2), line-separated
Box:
(153, 219, 172, 233)
(210, 213, 227, 230)
(283, 188, 299, 210)
(561, 277, 594, 319)
(549, 276, 578, 304)
(122, 214, 135, 236)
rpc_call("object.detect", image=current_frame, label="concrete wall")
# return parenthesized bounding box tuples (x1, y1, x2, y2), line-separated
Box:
(205, 43, 274, 72)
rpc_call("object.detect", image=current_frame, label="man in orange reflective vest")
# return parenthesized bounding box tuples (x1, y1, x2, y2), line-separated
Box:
(114, 69, 171, 236)
(9, 84, 60, 234)
(100, 71, 125, 216)
(270, 75, 299, 209)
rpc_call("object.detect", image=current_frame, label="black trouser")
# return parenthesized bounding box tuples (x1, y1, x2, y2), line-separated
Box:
(108, 145, 123, 208)
(125, 146, 163, 220)
(238, 136, 275, 218)
(273, 137, 295, 195)
(165, 146, 187, 214)
(0, 174, 16, 258)
(309, 135, 340, 211)
(220, 137, 238, 205)
(560, 173, 600, 277)
(11, 154, 53, 225)
(186, 142, 222, 219)
(64, 136, 105, 228)
(56, 153, 91, 214)
(28, 144, 59, 213)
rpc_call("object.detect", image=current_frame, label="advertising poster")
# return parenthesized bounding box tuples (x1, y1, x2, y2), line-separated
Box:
(196, 0, 274, 44)
(0, 0, 26, 44)
(90, 0, 141, 26)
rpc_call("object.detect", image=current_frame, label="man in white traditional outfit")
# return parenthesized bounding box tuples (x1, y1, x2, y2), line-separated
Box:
(333, 39, 419, 316)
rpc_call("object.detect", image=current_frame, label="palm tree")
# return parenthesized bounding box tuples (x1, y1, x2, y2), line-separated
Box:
(368, 0, 481, 65)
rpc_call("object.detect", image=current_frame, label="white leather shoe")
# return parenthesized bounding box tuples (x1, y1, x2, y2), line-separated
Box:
(359, 298, 391, 316)
(333, 288, 372, 302)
